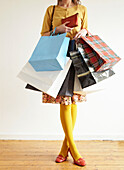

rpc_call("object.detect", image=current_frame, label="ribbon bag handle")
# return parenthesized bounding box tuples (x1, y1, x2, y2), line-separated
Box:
(50, 27, 61, 36)
(50, 27, 56, 36)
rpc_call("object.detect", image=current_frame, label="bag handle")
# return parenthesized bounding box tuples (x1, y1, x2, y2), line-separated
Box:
(50, 27, 61, 36)
(49, 6, 60, 36)
(50, 5, 55, 31)
(50, 27, 56, 36)
(83, 28, 92, 36)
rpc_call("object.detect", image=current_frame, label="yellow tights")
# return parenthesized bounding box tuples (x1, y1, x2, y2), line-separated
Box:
(59, 103, 82, 161)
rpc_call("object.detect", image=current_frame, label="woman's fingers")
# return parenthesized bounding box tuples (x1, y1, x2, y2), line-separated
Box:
(65, 26, 73, 32)
(63, 21, 71, 26)
(74, 31, 81, 39)
(74, 31, 80, 38)
(64, 21, 72, 32)
(57, 21, 73, 33)
(74, 29, 87, 39)
(63, 21, 73, 32)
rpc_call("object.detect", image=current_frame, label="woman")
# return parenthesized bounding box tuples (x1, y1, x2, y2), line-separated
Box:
(41, 0, 88, 166)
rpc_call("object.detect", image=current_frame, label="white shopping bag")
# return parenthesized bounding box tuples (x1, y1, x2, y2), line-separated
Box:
(17, 58, 72, 98)
(74, 71, 104, 95)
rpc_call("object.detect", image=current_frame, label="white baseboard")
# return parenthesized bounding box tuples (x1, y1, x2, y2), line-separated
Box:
(0, 133, 124, 140)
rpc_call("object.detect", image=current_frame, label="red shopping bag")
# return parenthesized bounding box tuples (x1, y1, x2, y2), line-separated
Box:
(79, 29, 121, 72)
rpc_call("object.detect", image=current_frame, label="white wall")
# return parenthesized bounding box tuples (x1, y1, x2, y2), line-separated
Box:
(0, 0, 124, 140)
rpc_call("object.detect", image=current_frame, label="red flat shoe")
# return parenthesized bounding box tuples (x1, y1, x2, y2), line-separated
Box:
(68, 148, 86, 166)
(55, 148, 69, 163)
(55, 154, 67, 163)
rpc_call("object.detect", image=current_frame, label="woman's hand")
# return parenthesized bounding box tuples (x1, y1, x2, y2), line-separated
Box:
(73, 28, 87, 41)
(56, 21, 73, 34)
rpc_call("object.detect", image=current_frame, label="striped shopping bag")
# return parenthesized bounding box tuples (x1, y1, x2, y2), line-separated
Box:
(78, 30, 121, 72)
(69, 50, 115, 89)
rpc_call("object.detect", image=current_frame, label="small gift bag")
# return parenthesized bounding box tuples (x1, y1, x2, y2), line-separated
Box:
(79, 30, 121, 72)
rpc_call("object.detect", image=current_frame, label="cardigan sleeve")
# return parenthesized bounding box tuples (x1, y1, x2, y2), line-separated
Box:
(40, 5, 53, 36)
(81, 6, 88, 30)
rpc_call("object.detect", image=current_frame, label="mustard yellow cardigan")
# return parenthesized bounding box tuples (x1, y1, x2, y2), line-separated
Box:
(40, 4, 88, 40)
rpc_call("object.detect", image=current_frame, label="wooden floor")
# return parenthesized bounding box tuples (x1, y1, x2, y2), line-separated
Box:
(0, 140, 124, 170)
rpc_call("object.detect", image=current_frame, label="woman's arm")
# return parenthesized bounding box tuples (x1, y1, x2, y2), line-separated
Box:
(81, 6, 88, 30)
(40, 6, 52, 36)
(42, 21, 73, 36)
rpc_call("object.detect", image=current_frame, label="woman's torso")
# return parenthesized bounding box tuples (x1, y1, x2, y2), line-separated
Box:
(47, 4, 87, 40)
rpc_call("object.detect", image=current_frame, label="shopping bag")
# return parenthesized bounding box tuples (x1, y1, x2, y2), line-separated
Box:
(78, 30, 121, 72)
(73, 70, 85, 94)
(17, 57, 72, 98)
(25, 62, 75, 97)
(74, 71, 104, 95)
(67, 39, 77, 57)
(58, 62, 75, 97)
(25, 83, 42, 92)
(77, 45, 115, 82)
(69, 50, 115, 89)
(29, 32, 70, 71)
(24, 39, 75, 96)
(57, 39, 76, 97)
(69, 50, 96, 88)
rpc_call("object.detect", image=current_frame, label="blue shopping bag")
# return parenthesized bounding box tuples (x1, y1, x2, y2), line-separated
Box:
(29, 32, 70, 71)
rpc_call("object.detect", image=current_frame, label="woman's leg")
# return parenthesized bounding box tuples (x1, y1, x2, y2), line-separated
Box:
(59, 103, 82, 161)
(59, 103, 77, 157)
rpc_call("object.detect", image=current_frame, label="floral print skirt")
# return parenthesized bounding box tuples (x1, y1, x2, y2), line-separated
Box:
(42, 92, 86, 105)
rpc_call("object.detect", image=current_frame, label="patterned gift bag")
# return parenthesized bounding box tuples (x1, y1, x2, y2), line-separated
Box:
(78, 30, 121, 72)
